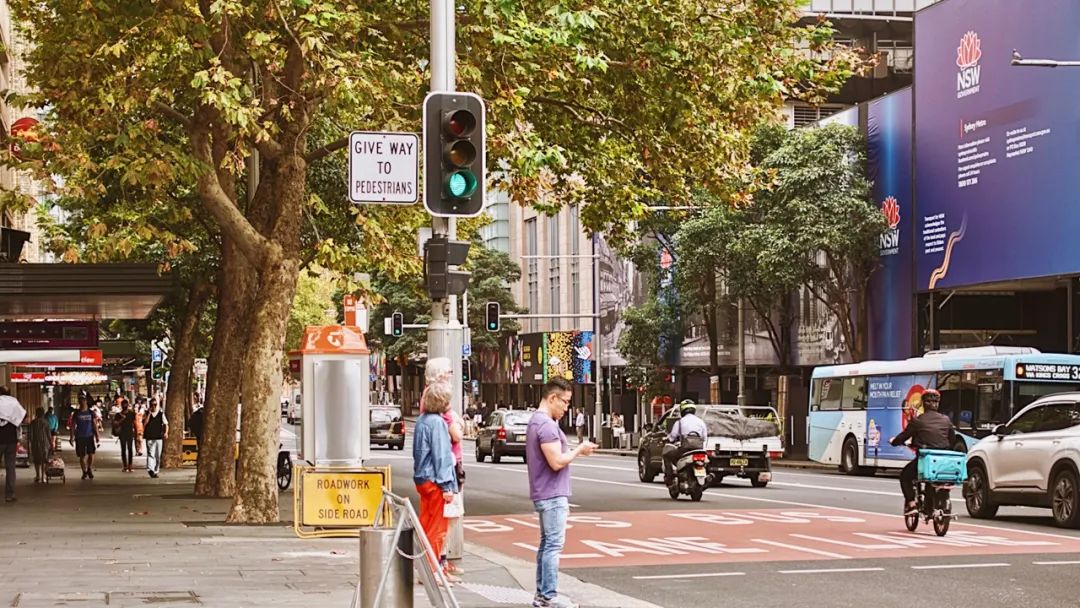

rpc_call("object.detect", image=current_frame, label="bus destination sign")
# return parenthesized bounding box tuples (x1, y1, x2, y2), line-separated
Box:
(1015, 363, 1080, 382)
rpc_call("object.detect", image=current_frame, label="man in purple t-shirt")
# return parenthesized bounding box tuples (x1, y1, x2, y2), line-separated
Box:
(526, 377, 596, 608)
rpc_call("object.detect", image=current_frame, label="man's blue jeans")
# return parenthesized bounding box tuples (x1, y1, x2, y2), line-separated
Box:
(533, 496, 569, 599)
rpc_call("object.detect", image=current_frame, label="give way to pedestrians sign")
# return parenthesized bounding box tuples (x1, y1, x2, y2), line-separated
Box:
(348, 131, 419, 205)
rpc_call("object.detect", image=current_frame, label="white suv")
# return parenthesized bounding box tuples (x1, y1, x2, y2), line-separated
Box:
(965, 392, 1080, 528)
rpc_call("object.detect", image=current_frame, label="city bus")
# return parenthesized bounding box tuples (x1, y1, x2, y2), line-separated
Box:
(808, 346, 1080, 474)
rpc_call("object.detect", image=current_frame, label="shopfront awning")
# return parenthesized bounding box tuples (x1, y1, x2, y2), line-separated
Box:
(0, 263, 172, 320)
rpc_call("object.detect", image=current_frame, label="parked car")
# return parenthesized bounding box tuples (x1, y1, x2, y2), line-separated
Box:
(475, 409, 533, 463)
(965, 392, 1080, 528)
(370, 406, 405, 450)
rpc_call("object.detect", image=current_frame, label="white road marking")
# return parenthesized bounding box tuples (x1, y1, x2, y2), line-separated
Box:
(768, 480, 966, 504)
(1033, 560, 1080, 565)
(777, 567, 884, 574)
(910, 562, 1010, 570)
(559, 473, 1080, 543)
(751, 539, 853, 560)
(632, 572, 745, 580)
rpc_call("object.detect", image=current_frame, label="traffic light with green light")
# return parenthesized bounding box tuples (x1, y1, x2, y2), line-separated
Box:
(423, 92, 485, 217)
(486, 302, 501, 332)
(391, 312, 403, 337)
(461, 359, 472, 383)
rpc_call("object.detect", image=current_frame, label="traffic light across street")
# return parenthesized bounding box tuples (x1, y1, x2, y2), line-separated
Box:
(423, 92, 485, 217)
(486, 301, 501, 332)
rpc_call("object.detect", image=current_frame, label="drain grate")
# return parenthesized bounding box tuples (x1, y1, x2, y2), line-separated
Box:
(457, 583, 537, 605)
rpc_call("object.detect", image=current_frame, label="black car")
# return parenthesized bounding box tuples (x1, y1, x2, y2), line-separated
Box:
(475, 409, 533, 463)
(370, 406, 405, 450)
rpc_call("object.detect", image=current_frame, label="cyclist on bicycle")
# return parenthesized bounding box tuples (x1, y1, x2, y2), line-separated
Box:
(889, 389, 957, 514)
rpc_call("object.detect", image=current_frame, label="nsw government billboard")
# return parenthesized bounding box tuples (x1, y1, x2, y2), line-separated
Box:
(914, 0, 1080, 290)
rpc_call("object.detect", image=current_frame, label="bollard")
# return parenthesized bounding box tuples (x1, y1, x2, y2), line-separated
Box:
(358, 528, 414, 608)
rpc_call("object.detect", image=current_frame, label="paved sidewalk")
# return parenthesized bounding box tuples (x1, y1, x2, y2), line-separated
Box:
(0, 438, 653, 607)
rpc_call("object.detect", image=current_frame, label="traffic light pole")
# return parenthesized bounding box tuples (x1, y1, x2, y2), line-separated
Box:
(430, 0, 466, 566)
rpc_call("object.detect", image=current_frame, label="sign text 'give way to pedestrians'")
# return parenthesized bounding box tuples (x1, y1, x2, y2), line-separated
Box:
(348, 131, 419, 205)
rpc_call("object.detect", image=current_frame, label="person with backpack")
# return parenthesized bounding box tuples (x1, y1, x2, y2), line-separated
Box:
(143, 399, 168, 478)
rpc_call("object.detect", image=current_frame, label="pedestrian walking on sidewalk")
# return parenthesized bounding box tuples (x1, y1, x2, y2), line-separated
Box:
(527, 378, 596, 608)
(412, 380, 459, 583)
(143, 399, 168, 478)
(45, 407, 59, 452)
(574, 409, 586, 444)
(69, 397, 99, 480)
(117, 400, 137, 472)
(0, 386, 27, 502)
(134, 400, 145, 456)
(29, 407, 51, 483)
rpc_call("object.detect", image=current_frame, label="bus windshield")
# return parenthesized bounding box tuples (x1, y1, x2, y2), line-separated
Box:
(1013, 382, 1080, 413)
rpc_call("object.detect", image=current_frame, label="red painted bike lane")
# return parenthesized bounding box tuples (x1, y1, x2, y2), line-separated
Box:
(463, 508, 1080, 568)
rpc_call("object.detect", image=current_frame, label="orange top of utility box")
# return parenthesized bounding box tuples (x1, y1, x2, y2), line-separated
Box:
(298, 325, 370, 355)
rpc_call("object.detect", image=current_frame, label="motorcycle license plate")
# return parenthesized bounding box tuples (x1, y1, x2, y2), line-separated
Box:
(694, 471, 707, 481)
(730, 458, 749, 467)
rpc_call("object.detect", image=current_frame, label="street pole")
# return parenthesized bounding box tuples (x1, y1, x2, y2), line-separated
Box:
(430, 0, 465, 565)
(592, 234, 604, 445)
(737, 298, 746, 406)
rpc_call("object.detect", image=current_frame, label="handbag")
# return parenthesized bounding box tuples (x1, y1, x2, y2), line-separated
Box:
(443, 492, 464, 518)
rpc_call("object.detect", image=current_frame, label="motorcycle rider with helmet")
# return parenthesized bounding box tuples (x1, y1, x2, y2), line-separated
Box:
(663, 400, 709, 485)
(889, 389, 957, 514)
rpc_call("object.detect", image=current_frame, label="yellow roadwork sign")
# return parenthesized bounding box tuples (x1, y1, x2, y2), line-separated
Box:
(300, 470, 385, 527)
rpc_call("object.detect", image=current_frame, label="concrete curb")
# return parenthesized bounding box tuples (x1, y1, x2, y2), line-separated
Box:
(465, 541, 663, 608)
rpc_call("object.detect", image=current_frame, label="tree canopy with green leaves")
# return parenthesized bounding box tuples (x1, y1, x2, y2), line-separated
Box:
(2, 0, 861, 521)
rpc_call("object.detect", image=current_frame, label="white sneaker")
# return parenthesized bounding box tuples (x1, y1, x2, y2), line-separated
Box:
(539, 595, 579, 608)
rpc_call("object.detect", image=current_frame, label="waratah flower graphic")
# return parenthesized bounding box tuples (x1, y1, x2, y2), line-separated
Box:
(957, 31, 982, 69)
(882, 196, 900, 230)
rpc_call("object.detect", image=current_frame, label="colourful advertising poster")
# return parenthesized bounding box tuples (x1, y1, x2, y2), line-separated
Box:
(573, 331, 594, 384)
(865, 374, 937, 460)
(544, 332, 575, 383)
(519, 333, 544, 384)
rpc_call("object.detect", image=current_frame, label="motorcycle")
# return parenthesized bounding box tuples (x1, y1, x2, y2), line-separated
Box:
(668, 449, 713, 502)
(905, 480, 955, 536)
(277, 444, 292, 491)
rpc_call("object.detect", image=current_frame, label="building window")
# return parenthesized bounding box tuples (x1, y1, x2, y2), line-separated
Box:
(526, 218, 538, 333)
(548, 214, 560, 330)
(569, 206, 580, 316)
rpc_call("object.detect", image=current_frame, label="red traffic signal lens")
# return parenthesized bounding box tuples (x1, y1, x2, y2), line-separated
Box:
(445, 109, 476, 138)
(446, 140, 476, 167)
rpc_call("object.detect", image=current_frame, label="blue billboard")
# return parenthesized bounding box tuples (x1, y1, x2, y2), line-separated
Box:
(914, 0, 1080, 290)
(867, 88, 914, 360)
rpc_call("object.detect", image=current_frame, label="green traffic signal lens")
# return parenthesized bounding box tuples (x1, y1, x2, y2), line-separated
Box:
(446, 170, 478, 198)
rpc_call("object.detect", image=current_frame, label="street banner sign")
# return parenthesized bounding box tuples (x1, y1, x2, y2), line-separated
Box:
(348, 131, 419, 205)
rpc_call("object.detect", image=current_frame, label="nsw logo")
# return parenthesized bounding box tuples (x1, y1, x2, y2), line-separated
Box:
(956, 31, 982, 99)
(880, 196, 900, 256)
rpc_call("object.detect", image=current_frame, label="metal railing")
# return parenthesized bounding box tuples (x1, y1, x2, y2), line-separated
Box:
(350, 490, 460, 608)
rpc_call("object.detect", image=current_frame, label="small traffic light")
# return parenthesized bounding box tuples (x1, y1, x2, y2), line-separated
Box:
(391, 312, 404, 337)
(423, 92, 485, 217)
(485, 302, 501, 332)
(461, 359, 472, 383)
(424, 235, 471, 300)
